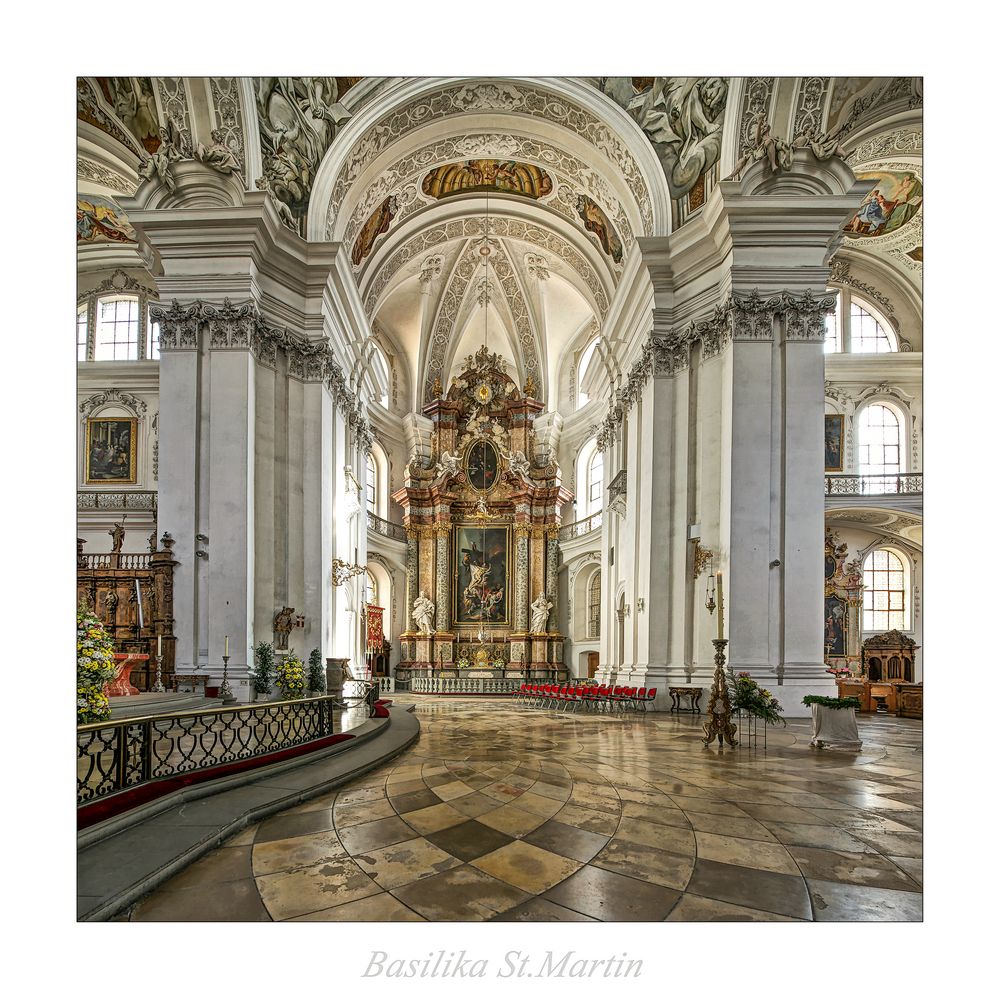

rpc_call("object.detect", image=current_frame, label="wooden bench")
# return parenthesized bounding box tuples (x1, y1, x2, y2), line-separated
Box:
(669, 686, 702, 714)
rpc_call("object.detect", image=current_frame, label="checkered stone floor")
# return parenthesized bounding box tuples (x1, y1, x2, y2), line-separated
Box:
(129, 696, 922, 922)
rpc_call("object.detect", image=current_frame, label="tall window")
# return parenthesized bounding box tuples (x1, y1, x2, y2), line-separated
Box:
(850, 301, 897, 353)
(365, 569, 379, 606)
(366, 453, 377, 516)
(824, 290, 841, 353)
(863, 549, 907, 631)
(587, 449, 603, 517)
(95, 296, 140, 361)
(587, 570, 601, 639)
(77, 306, 89, 361)
(858, 403, 903, 490)
(577, 337, 599, 408)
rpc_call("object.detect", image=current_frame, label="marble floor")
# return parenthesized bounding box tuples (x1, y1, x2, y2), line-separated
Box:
(128, 696, 922, 922)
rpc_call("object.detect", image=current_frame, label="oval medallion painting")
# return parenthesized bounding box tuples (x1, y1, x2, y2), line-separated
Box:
(844, 171, 922, 239)
(467, 440, 499, 491)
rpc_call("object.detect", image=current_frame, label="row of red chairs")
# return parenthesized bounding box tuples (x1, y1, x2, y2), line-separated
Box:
(511, 683, 656, 713)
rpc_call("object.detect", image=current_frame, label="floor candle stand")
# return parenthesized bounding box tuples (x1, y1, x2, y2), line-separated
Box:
(219, 654, 237, 704)
(702, 639, 737, 748)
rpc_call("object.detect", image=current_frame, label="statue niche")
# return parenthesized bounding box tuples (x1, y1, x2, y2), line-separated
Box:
(392, 346, 572, 693)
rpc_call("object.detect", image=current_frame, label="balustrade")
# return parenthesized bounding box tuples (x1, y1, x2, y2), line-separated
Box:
(825, 473, 922, 496)
(410, 676, 519, 695)
(558, 511, 603, 541)
(366, 510, 407, 541)
(78, 490, 158, 512)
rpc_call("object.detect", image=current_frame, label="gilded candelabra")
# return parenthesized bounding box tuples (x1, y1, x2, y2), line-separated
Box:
(702, 639, 737, 748)
(151, 653, 165, 694)
(219, 653, 237, 704)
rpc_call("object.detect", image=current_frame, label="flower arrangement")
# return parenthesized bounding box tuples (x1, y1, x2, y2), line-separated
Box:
(77, 605, 117, 724)
(826, 666, 851, 678)
(456, 656, 472, 670)
(307, 648, 325, 694)
(729, 671, 786, 726)
(803, 694, 861, 710)
(276, 653, 306, 700)
(251, 641, 275, 698)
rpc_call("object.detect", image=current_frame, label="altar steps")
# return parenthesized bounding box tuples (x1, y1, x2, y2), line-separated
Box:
(109, 692, 224, 719)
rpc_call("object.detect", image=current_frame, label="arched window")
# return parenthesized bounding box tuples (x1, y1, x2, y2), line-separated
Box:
(577, 337, 599, 409)
(95, 295, 140, 361)
(858, 402, 904, 491)
(366, 453, 378, 516)
(587, 570, 601, 639)
(850, 300, 897, 353)
(77, 306, 89, 361)
(863, 548, 907, 632)
(587, 449, 603, 515)
(365, 569, 379, 606)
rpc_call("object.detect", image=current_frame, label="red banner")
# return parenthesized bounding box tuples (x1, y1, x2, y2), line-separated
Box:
(366, 605, 384, 652)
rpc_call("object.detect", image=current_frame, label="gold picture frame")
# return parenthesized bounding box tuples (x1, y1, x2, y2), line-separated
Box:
(825, 414, 845, 472)
(85, 417, 138, 485)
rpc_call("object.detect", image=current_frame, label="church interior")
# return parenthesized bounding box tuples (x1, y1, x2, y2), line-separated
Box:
(73, 74, 924, 927)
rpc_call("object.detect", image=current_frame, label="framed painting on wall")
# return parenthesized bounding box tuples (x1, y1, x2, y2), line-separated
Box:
(825, 414, 845, 471)
(453, 523, 510, 625)
(85, 417, 138, 484)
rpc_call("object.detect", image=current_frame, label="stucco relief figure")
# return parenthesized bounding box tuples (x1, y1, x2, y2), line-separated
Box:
(413, 592, 436, 635)
(508, 450, 531, 479)
(434, 450, 461, 479)
(791, 123, 849, 162)
(576, 195, 623, 264)
(138, 117, 187, 193)
(725, 114, 792, 182)
(273, 606, 295, 648)
(196, 128, 242, 175)
(530, 594, 553, 634)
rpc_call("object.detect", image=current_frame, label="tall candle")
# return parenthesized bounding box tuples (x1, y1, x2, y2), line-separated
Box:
(225, 635, 229, 657)
(157, 634, 162, 657)
(716, 571, 724, 640)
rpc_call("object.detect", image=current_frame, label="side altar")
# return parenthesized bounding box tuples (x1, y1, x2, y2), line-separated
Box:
(393, 347, 571, 693)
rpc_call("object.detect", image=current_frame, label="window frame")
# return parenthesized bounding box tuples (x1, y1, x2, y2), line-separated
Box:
(824, 288, 899, 354)
(587, 569, 601, 639)
(78, 284, 158, 364)
(862, 547, 910, 633)
(856, 399, 906, 486)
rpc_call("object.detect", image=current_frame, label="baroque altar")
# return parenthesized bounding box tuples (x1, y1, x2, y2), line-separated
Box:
(824, 529, 863, 674)
(393, 347, 571, 691)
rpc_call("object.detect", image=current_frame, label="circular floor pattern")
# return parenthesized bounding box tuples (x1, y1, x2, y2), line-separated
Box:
(130, 697, 922, 922)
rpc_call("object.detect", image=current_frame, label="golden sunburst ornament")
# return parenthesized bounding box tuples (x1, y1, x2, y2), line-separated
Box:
(474, 381, 493, 405)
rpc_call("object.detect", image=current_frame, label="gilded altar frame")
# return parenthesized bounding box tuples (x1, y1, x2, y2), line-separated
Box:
(452, 522, 511, 627)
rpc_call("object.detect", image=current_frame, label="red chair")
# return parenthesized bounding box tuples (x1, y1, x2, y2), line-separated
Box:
(644, 687, 657, 709)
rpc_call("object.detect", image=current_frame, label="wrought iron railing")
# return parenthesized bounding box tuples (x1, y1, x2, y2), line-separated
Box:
(78, 490, 158, 512)
(825, 473, 922, 496)
(367, 511, 407, 542)
(77, 695, 345, 804)
(559, 512, 603, 541)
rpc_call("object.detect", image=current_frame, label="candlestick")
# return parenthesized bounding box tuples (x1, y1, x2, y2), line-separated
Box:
(225, 634, 229, 657)
(716, 571, 724, 640)
(157, 634, 162, 657)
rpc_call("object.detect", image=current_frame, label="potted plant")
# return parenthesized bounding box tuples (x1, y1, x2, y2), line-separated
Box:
(77, 604, 117, 724)
(307, 648, 325, 696)
(730, 672, 785, 723)
(803, 694, 863, 749)
(251, 641, 276, 701)
(275, 652, 306, 700)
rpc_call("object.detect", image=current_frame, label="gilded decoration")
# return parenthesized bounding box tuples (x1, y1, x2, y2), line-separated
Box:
(421, 160, 554, 200)
(825, 530, 864, 671)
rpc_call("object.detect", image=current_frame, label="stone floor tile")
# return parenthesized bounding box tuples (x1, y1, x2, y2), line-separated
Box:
(400, 802, 469, 835)
(615, 817, 696, 855)
(384, 777, 428, 796)
(591, 839, 694, 891)
(221, 824, 259, 847)
(388, 788, 441, 813)
(531, 780, 573, 801)
(686, 811, 778, 841)
(286, 891, 425, 921)
(522, 818, 610, 863)
(888, 856, 922, 885)
(511, 791, 565, 818)
(620, 801, 691, 828)
(337, 815, 415, 854)
(433, 780, 475, 802)
(425, 819, 515, 861)
(354, 836, 461, 889)
(685, 859, 813, 920)
(554, 803, 621, 836)
(336, 785, 388, 806)
(477, 805, 547, 837)
(543, 864, 681, 921)
(447, 791, 502, 819)
(666, 894, 805, 921)
(667, 795, 748, 817)
(157, 846, 254, 892)
(334, 798, 397, 829)
(808, 878, 923, 921)
(765, 822, 876, 853)
(252, 830, 347, 876)
(492, 897, 599, 921)
(694, 832, 799, 875)
(472, 840, 582, 893)
(736, 803, 831, 825)
(255, 856, 381, 920)
(131, 877, 269, 921)
(254, 808, 334, 844)
(787, 846, 921, 891)
(391, 865, 531, 921)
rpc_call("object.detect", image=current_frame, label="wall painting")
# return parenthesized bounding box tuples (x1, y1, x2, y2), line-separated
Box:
(825, 414, 845, 471)
(453, 524, 510, 626)
(86, 418, 138, 485)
